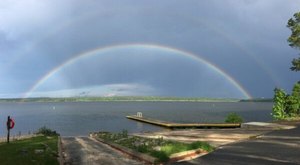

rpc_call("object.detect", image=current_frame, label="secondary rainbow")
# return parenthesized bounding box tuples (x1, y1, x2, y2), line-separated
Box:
(10, 10, 278, 88)
(24, 43, 252, 99)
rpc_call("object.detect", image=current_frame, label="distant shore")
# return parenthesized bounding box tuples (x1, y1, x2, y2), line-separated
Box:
(0, 96, 273, 103)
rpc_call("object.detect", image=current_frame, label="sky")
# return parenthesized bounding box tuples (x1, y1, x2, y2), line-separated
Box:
(0, 0, 299, 99)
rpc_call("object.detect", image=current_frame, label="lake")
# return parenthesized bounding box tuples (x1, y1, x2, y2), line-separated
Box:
(0, 102, 273, 136)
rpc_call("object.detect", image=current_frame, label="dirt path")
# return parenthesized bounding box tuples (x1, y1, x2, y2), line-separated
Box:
(62, 136, 144, 165)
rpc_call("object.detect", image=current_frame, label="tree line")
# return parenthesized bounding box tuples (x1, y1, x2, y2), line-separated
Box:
(272, 12, 300, 120)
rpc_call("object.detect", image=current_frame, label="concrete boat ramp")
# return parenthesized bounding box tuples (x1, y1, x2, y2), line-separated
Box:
(61, 136, 144, 165)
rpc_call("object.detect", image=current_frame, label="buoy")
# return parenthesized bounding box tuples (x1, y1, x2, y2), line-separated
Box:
(8, 118, 15, 129)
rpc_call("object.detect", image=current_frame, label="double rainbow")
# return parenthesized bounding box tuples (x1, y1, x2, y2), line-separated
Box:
(24, 43, 252, 99)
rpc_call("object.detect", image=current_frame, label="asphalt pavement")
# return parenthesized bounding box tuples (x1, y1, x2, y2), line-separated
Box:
(173, 123, 300, 165)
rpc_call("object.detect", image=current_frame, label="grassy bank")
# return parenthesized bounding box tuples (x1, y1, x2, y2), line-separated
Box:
(0, 135, 59, 165)
(277, 116, 300, 122)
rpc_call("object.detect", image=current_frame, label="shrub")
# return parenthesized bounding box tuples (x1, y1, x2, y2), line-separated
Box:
(225, 113, 243, 123)
(189, 141, 214, 152)
(121, 130, 128, 138)
(150, 151, 169, 162)
(137, 145, 148, 153)
(36, 126, 59, 136)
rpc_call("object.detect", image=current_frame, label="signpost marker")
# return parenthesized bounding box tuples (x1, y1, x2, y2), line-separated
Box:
(6, 116, 15, 143)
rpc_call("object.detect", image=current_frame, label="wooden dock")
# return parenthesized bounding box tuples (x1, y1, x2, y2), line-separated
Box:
(126, 115, 241, 129)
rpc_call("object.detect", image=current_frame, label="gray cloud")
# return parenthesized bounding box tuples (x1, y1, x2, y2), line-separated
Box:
(0, 0, 299, 98)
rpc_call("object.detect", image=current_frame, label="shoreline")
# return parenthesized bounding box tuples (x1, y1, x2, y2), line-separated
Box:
(0, 96, 273, 103)
(0, 134, 39, 143)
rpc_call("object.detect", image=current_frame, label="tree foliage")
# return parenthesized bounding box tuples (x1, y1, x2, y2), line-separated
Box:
(272, 88, 287, 120)
(272, 13, 300, 120)
(287, 12, 300, 71)
(286, 82, 300, 115)
(291, 81, 300, 98)
(272, 82, 300, 120)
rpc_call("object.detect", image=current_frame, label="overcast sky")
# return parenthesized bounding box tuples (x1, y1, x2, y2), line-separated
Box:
(0, 0, 299, 99)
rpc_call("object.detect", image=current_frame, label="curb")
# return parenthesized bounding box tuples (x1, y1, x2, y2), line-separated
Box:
(169, 148, 208, 163)
(57, 136, 65, 165)
(242, 122, 296, 130)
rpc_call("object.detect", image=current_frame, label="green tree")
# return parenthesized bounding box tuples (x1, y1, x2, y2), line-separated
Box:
(294, 82, 300, 115)
(291, 81, 300, 98)
(286, 82, 300, 115)
(286, 95, 298, 115)
(272, 88, 287, 120)
(272, 13, 300, 120)
(287, 12, 300, 71)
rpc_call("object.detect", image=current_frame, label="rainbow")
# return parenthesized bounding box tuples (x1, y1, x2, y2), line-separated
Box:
(24, 43, 252, 98)
(10, 11, 279, 88)
(181, 14, 281, 86)
(5, 8, 279, 90)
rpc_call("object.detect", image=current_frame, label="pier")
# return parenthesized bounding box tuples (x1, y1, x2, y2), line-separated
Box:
(126, 115, 241, 129)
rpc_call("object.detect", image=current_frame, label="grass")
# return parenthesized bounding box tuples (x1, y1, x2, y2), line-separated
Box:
(282, 116, 300, 121)
(160, 141, 213, 156)
(97, 131, 214, 163)
(0, 135, 59, 165)
(274, 115, 300, 122)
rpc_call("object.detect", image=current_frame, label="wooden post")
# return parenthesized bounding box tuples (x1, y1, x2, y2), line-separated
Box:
(137, 112, 143, 117)
(7, 116, 10, 143)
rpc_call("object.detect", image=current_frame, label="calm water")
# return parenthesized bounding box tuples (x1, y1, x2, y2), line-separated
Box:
(0, 102, 273, 136)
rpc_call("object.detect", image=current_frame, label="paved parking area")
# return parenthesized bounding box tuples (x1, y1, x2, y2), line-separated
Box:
(173, 123, 300, 165)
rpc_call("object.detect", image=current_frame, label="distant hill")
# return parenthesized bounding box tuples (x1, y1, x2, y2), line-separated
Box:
(0, 96, 274, 103)
(239, 98, 273, 102)
(0, 96, 241, 102)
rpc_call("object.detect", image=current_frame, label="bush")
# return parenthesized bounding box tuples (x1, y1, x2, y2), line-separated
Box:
(121, 130, 128, 138)
(137, 145, 148, 153)
(150, 151, 169, 162)
(36, 126, 59, 136)
(189, 141, 214, 152)
(225, 113, 243, 123)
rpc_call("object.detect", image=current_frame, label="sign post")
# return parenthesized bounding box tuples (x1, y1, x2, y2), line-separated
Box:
(6, 116, 15, 143)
